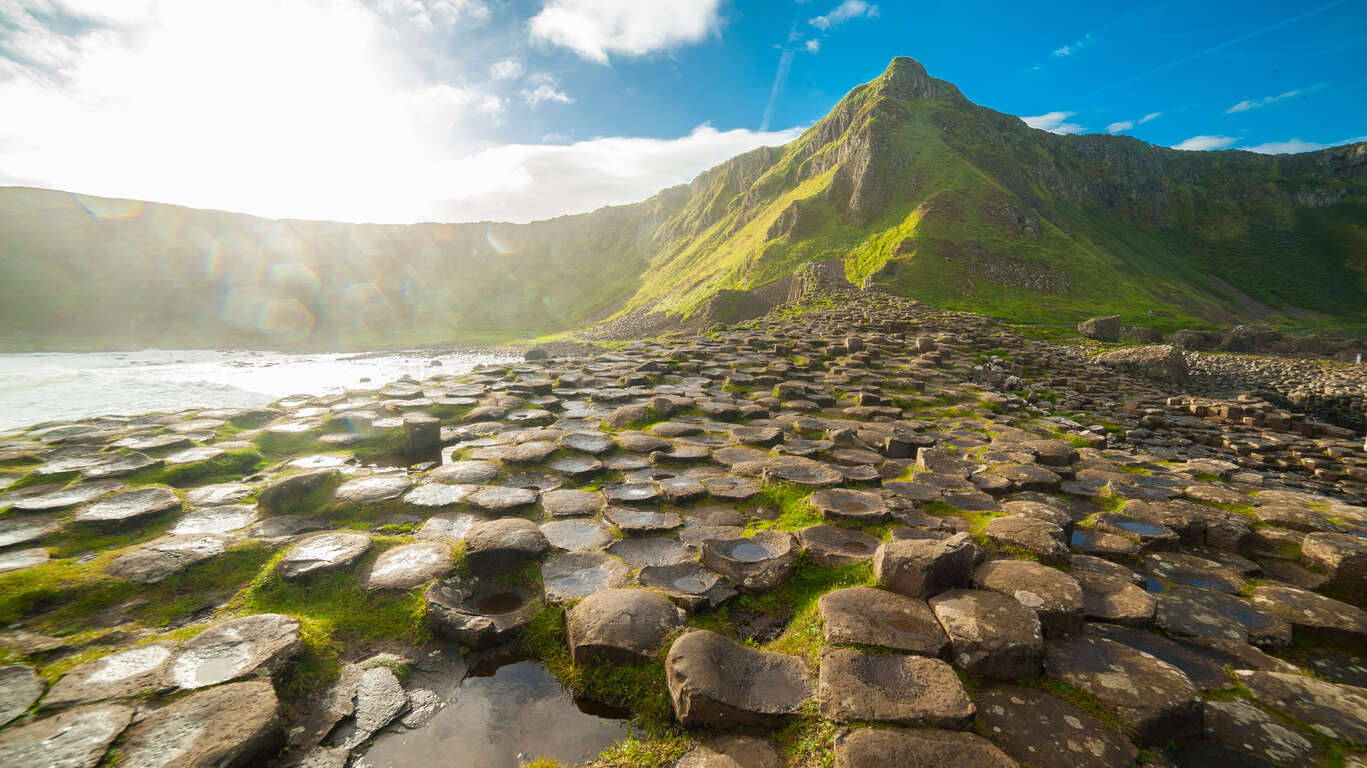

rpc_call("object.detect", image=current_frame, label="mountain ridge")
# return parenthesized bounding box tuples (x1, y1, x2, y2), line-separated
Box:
(2, 56, 1364, 351)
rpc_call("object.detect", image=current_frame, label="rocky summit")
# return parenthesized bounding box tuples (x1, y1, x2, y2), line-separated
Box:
(1, 282, 1366, 768)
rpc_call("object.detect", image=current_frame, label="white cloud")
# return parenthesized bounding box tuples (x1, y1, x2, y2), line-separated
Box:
(520, 83, 572, 106)
(1106, 120, 1133, 134)
(805, 39, 820, 53)
(1052, 45, 1071, 57)
(1242, 138, 1325, 154)
(1242, 135, 1367, 154)
(0, 0, 793, 225)
(1022, 111, 1084, 135)
(440, 124, 805, 222)
(1227, 89, 1300, 113)
(371, 0, 491, 29)
(1139, 111, 1161, 123)
(1172, 135, 1237, 151)
(489, 58, 524, 81)
(809, 0, 879, 30)
(528, 0, 722, 64)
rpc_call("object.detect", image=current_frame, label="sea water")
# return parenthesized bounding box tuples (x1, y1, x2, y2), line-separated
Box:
(0, 348, 513, 432)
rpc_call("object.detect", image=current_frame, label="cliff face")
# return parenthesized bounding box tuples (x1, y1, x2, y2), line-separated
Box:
(1, 57, 1364, 350)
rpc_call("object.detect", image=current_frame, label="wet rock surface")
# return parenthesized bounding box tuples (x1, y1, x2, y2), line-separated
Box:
(3, 287, 1367, 767)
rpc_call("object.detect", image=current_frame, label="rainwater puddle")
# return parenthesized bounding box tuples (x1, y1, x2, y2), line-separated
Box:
(355, 656, 628, 768)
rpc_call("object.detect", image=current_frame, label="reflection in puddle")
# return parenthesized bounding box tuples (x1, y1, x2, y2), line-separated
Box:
(355, 657, 628, 768)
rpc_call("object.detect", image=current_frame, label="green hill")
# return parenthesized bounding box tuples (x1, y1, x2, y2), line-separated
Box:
(2, 56, 1364, 350)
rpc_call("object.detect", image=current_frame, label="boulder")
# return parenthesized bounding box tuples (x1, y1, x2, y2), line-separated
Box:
(930, 588, 1044, 678)
(832, 728, 1016, 768)
(676, 733, 779, 768)
(1044, 635, 1202, 745)
(1250, 583, 1367, 645)
(818, 649, 973, 727)
(462, 518, 548, 574)
(665, 630, 813, 727)
(116, 681, 282, 768)
(566, 588, 686, 664)
(1300, 532, 1367, 590)
(1078, 315, 1122, 341)
(873, 532, 979, 599)
(0, 703, 132, 768)
(1092, 345, 1187, 382)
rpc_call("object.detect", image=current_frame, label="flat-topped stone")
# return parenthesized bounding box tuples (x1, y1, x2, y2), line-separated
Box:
(758, 456, 844, 487)
(414, 511, 485, 544)
(819, 586, 947, 656)
(985, 515, 1069, 564)
(1250, 583, 1367, 645)
(540, 518, 615, 551)
(401, 482, 472, 508)
(607, 536, 692, 567)
(1044, 635, 1202, 745)
(0, 665, 43, 726)
(666, 630, 813, 727)
(427, 460, 499, 485)
(930, 588, 1044, 679)
(0, 515, 62, 549)
(106, 533, 230, 583)
(1203, 698, 1318, 768)
(116, 680, 281, 768)
(1236, 670, 1367, 743)
(832, 728, 1016, 768)
(169, 613, 301, 690)
(637, 564, 736, 611)
(332, 474, 412, 504)
(277, 532, 372, 580)
(604, 505, 683, 533)
(973, 559, 1083, 636)
(466, 485, 538, 511)
(540, 488, 604, 517)
(975, 684, 1138, 768)
(798, 524, 881, 565)
(170, 504, 258, 535)
(11, 480, 124, 512)
(74, 486, 180, 527)
(818, 649, 973, 727)
(44, 644, 175, 708)
(1075, 572, 1156, 627)
(0, 703, 133, 768)
(808, 488, 889, 522)
(362, 542, 454, 590)
(540, 551, 632, 603)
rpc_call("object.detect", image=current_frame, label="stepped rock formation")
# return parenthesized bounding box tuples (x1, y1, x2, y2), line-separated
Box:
(2, 287, 1366, 766)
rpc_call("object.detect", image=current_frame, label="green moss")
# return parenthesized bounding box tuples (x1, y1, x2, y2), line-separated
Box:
(753, 557, 875, 662)
(743, 482, 820, 532)
(126, 449, 264, 488)
(773, 702, 838, 768)
(229, 542, 431, 698)
(252, 429, 325, 458)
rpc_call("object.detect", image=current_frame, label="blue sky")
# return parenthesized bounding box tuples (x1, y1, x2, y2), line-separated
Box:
(1, 0, 1363, 223)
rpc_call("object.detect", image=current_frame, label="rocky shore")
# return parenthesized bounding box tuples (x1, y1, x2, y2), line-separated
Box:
(0, 286, 1364, 768)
